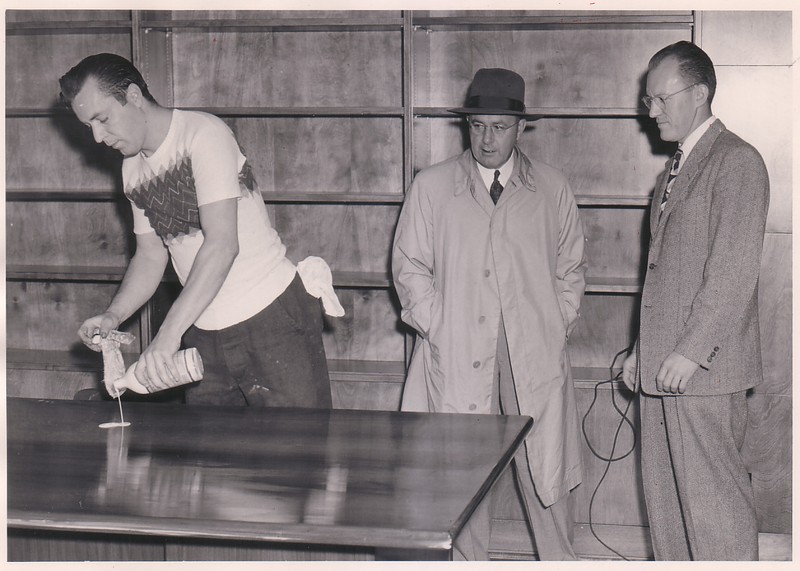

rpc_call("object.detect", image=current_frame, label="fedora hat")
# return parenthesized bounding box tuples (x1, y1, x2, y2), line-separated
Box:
(449, 68, 530, 117)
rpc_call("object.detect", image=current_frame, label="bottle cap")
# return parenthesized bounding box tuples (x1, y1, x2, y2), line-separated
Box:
(182, 348, 204, 382)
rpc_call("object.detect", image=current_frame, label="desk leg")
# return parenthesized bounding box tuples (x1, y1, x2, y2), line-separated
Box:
(374, 547, 451, 561)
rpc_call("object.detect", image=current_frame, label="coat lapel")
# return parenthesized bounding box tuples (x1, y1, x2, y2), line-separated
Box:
(650, 158, 671, 235)
(453, 151, 494, 217)
(652, 119, 726, 237)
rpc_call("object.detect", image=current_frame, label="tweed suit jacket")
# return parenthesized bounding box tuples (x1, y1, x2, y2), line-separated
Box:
(638, 119, 770, 396)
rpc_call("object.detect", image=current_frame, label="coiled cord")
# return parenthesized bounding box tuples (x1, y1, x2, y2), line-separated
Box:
(581, 346, 637, 561)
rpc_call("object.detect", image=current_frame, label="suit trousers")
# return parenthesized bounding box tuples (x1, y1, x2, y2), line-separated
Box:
(639, 390, 758, 560)
(453, 315, 577, 561)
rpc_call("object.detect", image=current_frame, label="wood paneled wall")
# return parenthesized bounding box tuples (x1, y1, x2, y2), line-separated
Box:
(6, 116, 122, 191)
(7, 202, 132, 266)
(171, 32, 402, 108)
(414, 26, 685, 109)
(231, 118, 404, 196)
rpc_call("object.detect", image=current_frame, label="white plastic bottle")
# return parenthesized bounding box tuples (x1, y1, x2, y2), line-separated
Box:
(111, 348, 204, 396)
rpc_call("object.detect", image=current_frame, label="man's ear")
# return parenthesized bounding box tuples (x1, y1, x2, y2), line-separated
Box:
(516, 118, 527, 139)
(125, 83, 144, 107)
(694, 83, 710, 108)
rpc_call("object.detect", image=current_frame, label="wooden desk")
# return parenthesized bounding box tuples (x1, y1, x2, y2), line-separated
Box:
(7, 397, 531, 561)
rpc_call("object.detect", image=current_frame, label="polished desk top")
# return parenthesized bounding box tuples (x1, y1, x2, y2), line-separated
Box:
(7, 398, 531, 552)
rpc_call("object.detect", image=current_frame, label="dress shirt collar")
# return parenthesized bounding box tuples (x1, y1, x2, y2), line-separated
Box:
(475, 152, 515, 192)
(679, 115, 717, 159)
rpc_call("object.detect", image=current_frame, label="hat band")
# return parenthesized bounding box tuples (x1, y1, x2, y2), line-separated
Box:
(464, 95, 525, 113)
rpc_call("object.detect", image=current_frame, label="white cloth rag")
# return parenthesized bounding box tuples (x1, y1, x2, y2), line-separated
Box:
(296, 256, 345, 317)
(96, 330, 135, 396)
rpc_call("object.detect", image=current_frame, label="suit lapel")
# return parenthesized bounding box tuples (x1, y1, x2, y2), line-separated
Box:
(653, 119, 726, 235)
(650, 158, 671, 235)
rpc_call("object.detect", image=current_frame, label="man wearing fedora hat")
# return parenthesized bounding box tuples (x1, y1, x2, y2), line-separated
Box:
(393, 68, 586, 560)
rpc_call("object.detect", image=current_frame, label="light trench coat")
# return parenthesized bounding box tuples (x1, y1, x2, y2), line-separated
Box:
(392, 148, 586, 506)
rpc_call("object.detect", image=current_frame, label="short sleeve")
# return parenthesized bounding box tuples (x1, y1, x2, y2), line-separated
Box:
(189, 118, 245, 207)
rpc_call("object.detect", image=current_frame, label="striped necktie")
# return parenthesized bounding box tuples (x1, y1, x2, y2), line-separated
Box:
(660, 149, 683, 210)
(490, 170, 504, 204)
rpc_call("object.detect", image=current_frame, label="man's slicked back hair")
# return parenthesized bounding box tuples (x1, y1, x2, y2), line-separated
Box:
(59, 53, 157, 109)
(649, 40, 717, 104)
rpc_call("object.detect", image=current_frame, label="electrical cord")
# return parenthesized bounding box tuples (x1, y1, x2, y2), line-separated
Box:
(581, 346, 637, 561)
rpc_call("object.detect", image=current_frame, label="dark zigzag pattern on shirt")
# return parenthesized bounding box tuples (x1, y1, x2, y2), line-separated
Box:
(126, 155, 200, 242)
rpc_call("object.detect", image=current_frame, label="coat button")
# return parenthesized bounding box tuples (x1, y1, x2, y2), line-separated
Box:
(714, 346, 720, 351)
(469, 404, 477, 411)
(707, 356, 713, 363)
(649, 263, 656, 269)
(472, 360, 480, 368)
(484, 270, 491, 277)
(478, 316, 486, 323)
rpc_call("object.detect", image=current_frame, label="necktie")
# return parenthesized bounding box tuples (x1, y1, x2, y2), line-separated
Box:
(660, 148, 683, 210)
(490, 170, 504, 204)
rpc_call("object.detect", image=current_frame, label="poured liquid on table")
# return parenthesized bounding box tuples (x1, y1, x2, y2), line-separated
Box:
(99, 421, 131, 429)
(99, 390, 130, 429)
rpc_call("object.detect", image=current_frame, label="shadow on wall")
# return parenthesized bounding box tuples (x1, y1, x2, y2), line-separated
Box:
(49, 99, 124, 186)
(49, 98, 135, 253)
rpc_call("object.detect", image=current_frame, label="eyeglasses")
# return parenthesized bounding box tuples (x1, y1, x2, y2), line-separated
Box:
(467, 120, 520, 135)
(642, 83, 700, 110)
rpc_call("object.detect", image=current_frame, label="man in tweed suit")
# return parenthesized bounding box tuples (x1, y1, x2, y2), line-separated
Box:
(622, 41, 769, 560)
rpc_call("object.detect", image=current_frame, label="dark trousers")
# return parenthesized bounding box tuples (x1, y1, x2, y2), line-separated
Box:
(639, 390, 758, 560)
(183, 273, 332, 408)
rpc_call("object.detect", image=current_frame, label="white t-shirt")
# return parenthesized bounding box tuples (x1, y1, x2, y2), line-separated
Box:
(122, 109, 296, 330)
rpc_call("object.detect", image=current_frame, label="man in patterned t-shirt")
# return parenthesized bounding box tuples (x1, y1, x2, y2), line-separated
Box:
(60, 53, 333, 408)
